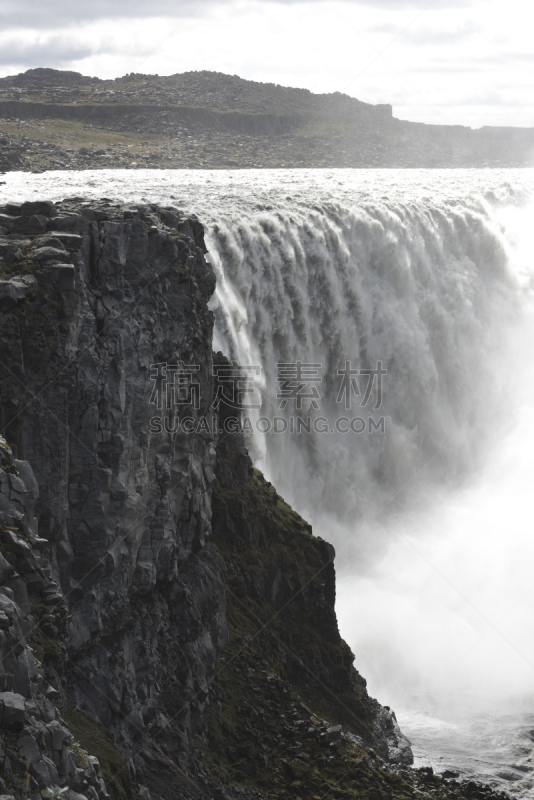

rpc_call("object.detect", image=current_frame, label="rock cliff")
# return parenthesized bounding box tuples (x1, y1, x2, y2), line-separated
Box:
(0, 199, 509, 800)
(0, 68, 532, 169)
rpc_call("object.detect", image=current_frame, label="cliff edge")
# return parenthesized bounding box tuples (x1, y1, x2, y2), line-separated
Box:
(0, 68, 532, 169)
(0, 199, 509, 800)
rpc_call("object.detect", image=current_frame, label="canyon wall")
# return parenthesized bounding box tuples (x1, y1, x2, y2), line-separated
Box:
(0, 200, 507, 800)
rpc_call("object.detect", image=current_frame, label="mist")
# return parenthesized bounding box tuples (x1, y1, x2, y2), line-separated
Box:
(206, 172, 534, 721)
(3, 166, 534, 790)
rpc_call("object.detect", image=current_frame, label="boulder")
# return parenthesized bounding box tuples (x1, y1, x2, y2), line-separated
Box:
(32, 246, 70, 264)
(0, 215, 14, 231)
(0, 275, 36, 312)
(0, 691, 25, 730)
(3, 575, 30, 614)
(12, 214, 48, 234)
(3, 530, 31, 557)
(38, 264, 76, 291)
(16, 734, 40, 764)
(19, 201, 57, 218)
(13, 459, 39, 501)
(327, 724, 342, 742)
(0, 553, 15, 584)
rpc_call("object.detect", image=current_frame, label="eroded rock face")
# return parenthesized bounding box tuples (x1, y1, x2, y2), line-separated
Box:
(0, 198, 226, 786)
(202, 441, 415, 794)
(0, 200, 514, 800)
(0, 437, 109, 800)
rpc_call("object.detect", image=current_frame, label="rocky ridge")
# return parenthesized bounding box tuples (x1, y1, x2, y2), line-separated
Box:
(0, 68, 532, 170)
(0, 197, 513, 800)
(0, 69, 389, 116)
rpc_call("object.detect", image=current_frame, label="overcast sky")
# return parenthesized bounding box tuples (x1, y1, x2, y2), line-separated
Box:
(0, 0, 531, 129)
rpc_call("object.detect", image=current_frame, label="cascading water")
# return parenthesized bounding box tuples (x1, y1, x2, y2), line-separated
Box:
(4, 168, 534, 795)
(203, 178, 534, 794)
(207, 192, 524, 518)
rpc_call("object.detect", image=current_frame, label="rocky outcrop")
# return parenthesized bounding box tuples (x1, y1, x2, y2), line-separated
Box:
(0, 436, 111, 800)
(0, 69, 387, 118)
(0, 102, 308, 138)
(0, 199, 511, 800)
(0, 197, 227, 796)
(0, 68, 532, 170)
(191, 432, 417, 797)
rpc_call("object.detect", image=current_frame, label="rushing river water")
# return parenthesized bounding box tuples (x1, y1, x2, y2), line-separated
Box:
(3, 168, 534, 795)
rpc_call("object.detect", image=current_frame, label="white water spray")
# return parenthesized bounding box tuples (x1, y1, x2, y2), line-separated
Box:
(202, 174, 534, 792)
(3, 168, 534, 792)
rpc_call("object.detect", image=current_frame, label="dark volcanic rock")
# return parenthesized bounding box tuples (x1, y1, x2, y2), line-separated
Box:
(0, 199, 223, 797)
(0, 198, 514, 800)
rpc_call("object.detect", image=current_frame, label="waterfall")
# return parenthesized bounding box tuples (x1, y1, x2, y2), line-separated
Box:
(207, 188, 529, 520)
(4, 168, 534, 790)
(204, 180, 534, 717)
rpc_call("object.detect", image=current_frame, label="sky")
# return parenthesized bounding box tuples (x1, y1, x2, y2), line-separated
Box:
(0, 0, 532, 129)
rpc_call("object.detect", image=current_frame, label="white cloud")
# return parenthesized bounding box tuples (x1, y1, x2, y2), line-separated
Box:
(0, 0, 483, 29)
(0, 0, 531, 129)
(0, 34, 105, 69)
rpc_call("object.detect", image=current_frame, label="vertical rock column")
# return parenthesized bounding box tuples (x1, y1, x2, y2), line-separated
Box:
(0, 199, 226, 781)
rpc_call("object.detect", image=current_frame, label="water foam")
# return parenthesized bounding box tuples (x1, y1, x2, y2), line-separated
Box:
(3, 169, 534, 791)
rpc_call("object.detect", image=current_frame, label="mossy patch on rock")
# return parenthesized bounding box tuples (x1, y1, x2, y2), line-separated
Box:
(66, 702, 139, 800)
(203, 449, 409, 798)
(212, 449, 378, 734)
(199, 433, 511, 800)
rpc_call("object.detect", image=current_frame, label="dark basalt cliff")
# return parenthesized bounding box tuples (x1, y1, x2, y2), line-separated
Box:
(0, 68, 532, 170)
(0, 199, 509, 800)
